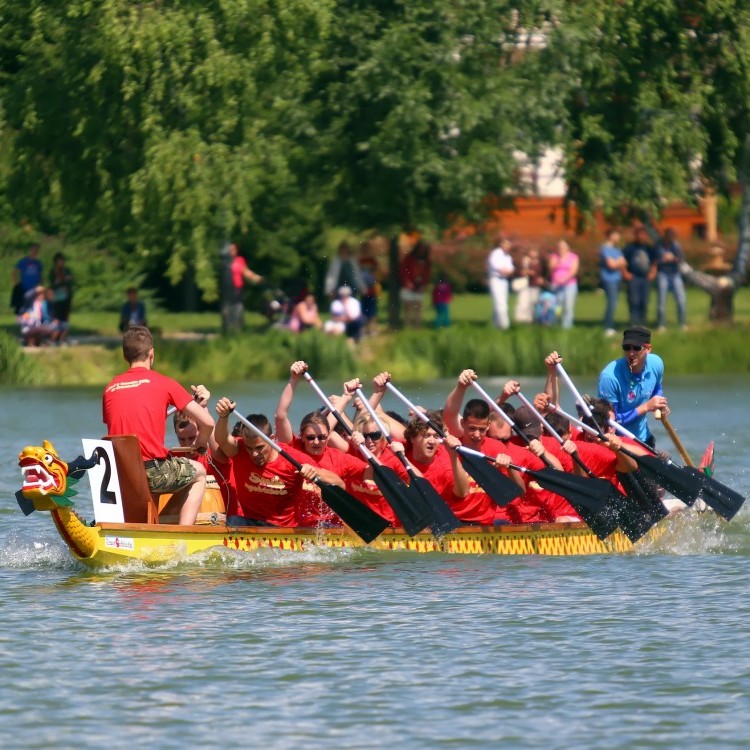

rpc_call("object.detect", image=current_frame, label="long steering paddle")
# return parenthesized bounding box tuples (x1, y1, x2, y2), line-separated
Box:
(554, 364, 745, 521)
(231, 408, 389, 544)
(513, 390, 660, 543)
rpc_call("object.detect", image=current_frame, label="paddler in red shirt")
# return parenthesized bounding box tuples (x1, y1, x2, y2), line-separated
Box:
(274, 361, 372, 527)
(443, 369, 525, 524)
(213, 400, 321, 527)
(102, 325, 214, 525)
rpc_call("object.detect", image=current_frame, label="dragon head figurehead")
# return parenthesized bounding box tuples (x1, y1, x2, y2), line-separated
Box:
(18, 440, 76, 511)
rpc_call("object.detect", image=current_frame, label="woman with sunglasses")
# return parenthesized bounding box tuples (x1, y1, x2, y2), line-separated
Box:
(275, 361, 375, 527)
(597, 325, 669, 448)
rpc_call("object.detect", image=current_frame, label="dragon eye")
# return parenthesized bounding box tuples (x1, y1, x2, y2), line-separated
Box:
(44, 454, 53, 465)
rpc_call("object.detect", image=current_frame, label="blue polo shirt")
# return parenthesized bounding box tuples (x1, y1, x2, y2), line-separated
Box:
(598, 353, 664, 441)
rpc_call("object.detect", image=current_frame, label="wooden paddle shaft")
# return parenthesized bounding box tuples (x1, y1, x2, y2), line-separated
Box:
(655, 410, 696, 467)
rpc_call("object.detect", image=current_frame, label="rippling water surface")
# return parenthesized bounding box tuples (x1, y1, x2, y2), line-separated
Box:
(2, 377, 749, 749)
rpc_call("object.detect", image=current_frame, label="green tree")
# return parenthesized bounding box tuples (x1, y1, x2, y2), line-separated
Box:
(0, 0, 334, 303)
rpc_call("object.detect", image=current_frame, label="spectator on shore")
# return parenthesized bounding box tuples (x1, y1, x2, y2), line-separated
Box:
(599, 228, 626, 336)
(12, 243, 43, 314)
(513, 245, 545, 324)
(400, 240, 431, 327)
(432, 275, 453, 328)
(358, 240, 381, 336)
(221, 242, 263, 334)
(18, 285, 58, 347)
(324, 241, 364, 299)
(48, 252, 74, 336)
(548, 239, 579, 329)
(623, 227, 657, 325)
(487, 235, 514, 330)
(289, 292, 323, 332)
(119, 287, 148, 332)
(654, 227, 688, 331)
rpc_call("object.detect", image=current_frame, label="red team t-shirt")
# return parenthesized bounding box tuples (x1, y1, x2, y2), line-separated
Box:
(229, 443, 310, 526)
(103, 367, 192, 460)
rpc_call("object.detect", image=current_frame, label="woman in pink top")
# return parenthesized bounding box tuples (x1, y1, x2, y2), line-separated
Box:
(548, 240, 579, 329)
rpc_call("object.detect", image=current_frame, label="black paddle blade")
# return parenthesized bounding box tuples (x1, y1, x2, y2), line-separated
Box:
(371, 463, 432, 536)
(631, 454, 701, 505)
(408, 473, 462, 537)
(457, 450, 524, 507)
(528, 468, 622, 540)
(318, 482, 390, 544)
(686, 468, 746, 521)
(616, 471, 669, 543)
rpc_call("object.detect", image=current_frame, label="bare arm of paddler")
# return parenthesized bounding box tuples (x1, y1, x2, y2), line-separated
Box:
(214, 397, 242, 457)
(600, 434, 639, 473)
(495, 378, 520, 406)
(443, 369, 476, 437)
(528, 437, 563, 470)
(494, 451, 526, 491)
(183, 386, 214, 453)
(274, 360, 308, 443)
(189, 384, 227, 460)
(368, 371, 407, 441)
(543, 351, 562, 407)
(325, 377, 363, 452)
(445, 432, 471, 498)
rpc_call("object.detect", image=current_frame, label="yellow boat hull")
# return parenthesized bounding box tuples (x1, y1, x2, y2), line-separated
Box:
(50, 507, 662, 568)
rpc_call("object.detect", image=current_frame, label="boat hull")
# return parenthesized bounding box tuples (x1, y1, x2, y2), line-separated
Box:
(50, 508, 660, 568)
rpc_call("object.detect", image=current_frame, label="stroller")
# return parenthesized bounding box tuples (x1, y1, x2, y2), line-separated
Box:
(260, 286, 292, 328)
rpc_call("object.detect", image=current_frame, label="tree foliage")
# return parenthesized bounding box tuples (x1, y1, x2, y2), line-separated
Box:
(538, 0, 750, 222)
(3, 0, 750, 308)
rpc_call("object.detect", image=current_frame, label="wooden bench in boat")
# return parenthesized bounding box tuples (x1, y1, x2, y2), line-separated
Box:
(105, 434, 225, 525)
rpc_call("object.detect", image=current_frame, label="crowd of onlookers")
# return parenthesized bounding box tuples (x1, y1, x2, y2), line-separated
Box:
(11, 243, 74, 347)
(11, 227, 731, 345)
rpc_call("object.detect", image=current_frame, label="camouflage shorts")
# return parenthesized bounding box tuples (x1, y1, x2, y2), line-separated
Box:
(145, 457, 197, 493)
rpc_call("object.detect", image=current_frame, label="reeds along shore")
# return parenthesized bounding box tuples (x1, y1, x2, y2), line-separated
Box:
(2, 322, 750, 387)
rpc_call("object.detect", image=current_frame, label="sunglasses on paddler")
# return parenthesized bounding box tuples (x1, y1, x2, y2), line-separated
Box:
(363, 430, 383, 441)
(622, 344, 644, 352)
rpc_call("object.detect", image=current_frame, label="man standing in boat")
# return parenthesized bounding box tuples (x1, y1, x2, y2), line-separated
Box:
(102, 326, 214, 525)
(598, 325, 669, 448)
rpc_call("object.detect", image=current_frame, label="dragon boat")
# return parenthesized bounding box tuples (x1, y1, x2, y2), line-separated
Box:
(17, 435, 670, 569)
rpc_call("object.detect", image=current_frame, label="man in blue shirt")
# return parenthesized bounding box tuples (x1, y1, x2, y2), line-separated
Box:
(598, 325, 669, 447)
(12, 243, 43, 313)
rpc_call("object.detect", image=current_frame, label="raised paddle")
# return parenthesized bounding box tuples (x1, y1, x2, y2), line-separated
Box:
(355, 387, 462, 537)
(303, 373, 433, 536)
(383, 382, 524, 508)
(554, 364, 745, 520)
(231, 409, 389, 544)
(513, 389, 658, 543)
(467, 380, 621, 540)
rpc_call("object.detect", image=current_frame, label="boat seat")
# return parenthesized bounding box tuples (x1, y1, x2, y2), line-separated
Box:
(104, 435, 159, 524)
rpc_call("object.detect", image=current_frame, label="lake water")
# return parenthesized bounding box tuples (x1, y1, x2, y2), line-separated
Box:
(2, 376, 750, 749)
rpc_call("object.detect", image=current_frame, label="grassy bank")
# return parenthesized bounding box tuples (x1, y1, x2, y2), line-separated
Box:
(2, 286, 749, 386)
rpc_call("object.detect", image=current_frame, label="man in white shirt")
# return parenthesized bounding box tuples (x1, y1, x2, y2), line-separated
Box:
(487, 237, 515, 329)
